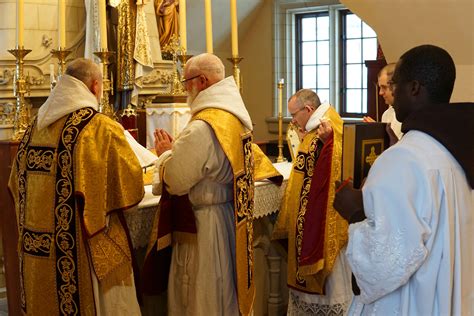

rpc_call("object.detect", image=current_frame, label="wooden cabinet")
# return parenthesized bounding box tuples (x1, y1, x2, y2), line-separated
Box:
(0, 141, 20, 315)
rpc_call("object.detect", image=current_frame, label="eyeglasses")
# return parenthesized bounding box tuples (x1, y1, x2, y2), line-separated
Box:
(181, 74, 201, 84)
(289, 107, 306, 118)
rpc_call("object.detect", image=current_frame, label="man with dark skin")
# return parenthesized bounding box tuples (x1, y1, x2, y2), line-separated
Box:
(333, 45, 473, 315)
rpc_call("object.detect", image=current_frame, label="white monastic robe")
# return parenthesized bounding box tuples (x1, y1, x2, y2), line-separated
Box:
(347, 130, 473, 315)
(153, 76, 254, 316)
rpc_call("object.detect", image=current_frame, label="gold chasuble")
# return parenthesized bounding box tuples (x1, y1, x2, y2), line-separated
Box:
(273, 107, 348, 294)
(8, 108, 144, 315)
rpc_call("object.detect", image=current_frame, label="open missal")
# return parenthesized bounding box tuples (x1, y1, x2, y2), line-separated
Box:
(342, 122, 389, 189)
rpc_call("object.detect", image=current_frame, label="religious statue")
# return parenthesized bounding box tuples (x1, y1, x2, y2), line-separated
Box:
(154, 0, 179, 49)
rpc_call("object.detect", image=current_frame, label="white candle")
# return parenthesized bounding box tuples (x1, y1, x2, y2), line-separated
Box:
(204, 0, 213, 53)
(230, 0, 238, 56)
(58, 0, 66, 48)
(50, 64, 55, 80)
(17, 0, 24, 47)
(179, 0, 187, 51)
(98, 0, 107, 50)
(278, 79, 284, 115)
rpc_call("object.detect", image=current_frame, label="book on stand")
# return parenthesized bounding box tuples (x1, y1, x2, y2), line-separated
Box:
(342, 122, 389, 189)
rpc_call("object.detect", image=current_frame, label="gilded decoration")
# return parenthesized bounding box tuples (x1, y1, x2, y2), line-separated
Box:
(23, 229, 53, 257)
(116, 0, 137, 90)
(235, 136, 255, 286)
(0, 102, 15, 125)
(26, 147, 55, 173)
(14, 108, 97, 313)
(293, 136, 321, 285)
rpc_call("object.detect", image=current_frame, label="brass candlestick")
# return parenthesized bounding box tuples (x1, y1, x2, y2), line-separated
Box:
(8, 46, 32, 141)
(51, 48, 72, 76)
(227, 56, 243, 92)
(177, 54, 192, 74)
(162, 34, 186, 95)
(93, 50, 115, 118)
(276, 80, 286, 163)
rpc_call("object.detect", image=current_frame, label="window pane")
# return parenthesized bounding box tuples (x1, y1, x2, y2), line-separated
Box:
(302, 65, 316, 88)
(363, 38, 377, 61)
(346, 64, 362, 88)
(317, 65, 329, 88)
(346, 39, 361, 63)
(317, 89, 330, 104)
(362, 66, 368, 88)
(317, 16, 329, 40)
(362, 21, 376, 38)
(302, 17, 316, 41)
(345, 14, 361, 39)
(362, 89, 368, 113)
(302, 42, 316, 65)
(317, 41, 329, 64)
(346, 89, 362, 113)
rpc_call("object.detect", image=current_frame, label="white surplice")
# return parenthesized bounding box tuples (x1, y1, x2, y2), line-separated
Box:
(346, 130, 473, 315)
(153, 77, 252, 316)
(381, 106, 403, 140)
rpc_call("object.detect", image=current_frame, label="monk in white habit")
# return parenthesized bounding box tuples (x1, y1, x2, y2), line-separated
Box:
(146, 53, 280, 316)
(334, 45, 473, 315)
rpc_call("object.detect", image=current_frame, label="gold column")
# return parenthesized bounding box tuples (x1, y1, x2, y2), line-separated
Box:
(8, 47, 31, 140)
(94, 50, 115, 118)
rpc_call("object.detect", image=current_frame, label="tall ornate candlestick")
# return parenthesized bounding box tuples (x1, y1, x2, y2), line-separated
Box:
(276, 78, 286, 163)
(177, 53, 192, 77)
(162, 34, 186, 95)
(93, 50, 115, 118)
(227, 56, 243, 92)
(8, 47, 31, 140)
(51, 48, 72, 76)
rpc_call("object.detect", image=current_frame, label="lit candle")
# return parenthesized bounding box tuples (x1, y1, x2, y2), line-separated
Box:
(179, 0, 187, 51)
(17, 0, 24, 47)
(98, 0, 107, 50)
(204, 0, 213, 53)
(58, 0, 66, 48)
(278, 78, 284, 116)
(230, 0, 238, 56)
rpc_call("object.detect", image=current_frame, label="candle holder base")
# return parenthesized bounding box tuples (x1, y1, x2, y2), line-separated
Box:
(227, 56, 243, 92)
(51, 48, 72, 76)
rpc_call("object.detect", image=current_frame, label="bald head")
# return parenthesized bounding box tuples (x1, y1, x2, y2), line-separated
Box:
(66, 58, 102, 89)
(289, 89, 321, 110)
(185, 53, 225, 85)
(65, 58, 102, 101)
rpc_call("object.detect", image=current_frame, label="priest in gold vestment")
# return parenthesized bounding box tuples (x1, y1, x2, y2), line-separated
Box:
(8, 59, 144, 315)
(273, 89, 352, 315)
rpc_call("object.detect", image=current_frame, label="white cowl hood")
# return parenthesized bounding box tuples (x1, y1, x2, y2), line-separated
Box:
(305, 102, 330, 132)
(37, 74, 99, 130)
(189, 76, 253, 131)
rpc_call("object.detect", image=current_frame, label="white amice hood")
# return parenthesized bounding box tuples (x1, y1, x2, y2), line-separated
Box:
(189, 76, 253, 131)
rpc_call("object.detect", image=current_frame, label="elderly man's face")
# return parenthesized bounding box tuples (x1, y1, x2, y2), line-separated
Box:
(288, 98, 312, 132)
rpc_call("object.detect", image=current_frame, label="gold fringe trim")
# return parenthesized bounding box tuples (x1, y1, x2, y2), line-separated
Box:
(99, 261, 133, 294)
(298, 258, 324, 277)
(172, 231, 197, 245)
(157, 233, 172, 251)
